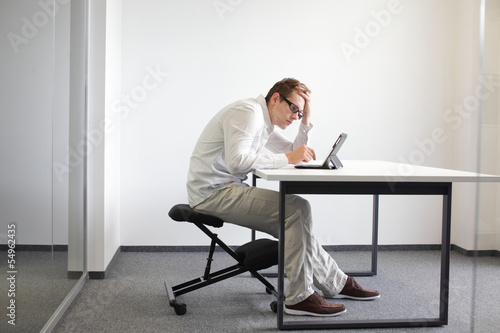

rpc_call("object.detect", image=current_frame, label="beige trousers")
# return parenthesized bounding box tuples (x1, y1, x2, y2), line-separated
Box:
(193, 185, 347, 305)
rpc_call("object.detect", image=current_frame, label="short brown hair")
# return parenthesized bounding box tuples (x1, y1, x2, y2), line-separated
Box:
(265, 78, 311, 103)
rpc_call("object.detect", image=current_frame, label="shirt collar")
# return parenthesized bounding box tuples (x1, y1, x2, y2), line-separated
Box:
(257, 94, 273, 131)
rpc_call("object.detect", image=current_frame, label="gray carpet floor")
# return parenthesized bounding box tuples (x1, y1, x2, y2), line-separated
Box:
(0, 251, 80, 333)
(53, 250, 500, 333)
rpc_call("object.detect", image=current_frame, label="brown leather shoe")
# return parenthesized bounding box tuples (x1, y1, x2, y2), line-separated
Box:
(332, 276, 380, 300)
(285, 292, 346, 317)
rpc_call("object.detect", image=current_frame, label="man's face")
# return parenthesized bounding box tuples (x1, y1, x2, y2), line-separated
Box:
(272, 91, 305, 130)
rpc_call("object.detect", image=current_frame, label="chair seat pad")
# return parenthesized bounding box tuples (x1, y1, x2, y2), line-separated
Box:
(168, 204, 224, 228)
(235, 239, 279, 271)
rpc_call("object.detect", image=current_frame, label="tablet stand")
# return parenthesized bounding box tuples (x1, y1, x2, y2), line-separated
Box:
(329, 154, 343, 169)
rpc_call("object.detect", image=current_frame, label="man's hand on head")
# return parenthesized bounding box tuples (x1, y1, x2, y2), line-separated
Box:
(286, 144, 316, 164)
(298, 91, 312, 127)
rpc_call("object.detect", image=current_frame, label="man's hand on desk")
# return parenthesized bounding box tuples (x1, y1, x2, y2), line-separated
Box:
(286, 144, 316, 164)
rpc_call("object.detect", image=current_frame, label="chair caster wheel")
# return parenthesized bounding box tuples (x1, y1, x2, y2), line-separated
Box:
(270, 301, 278, 313)
(170, 300, 187, 315)
(174, 303, 187, 315)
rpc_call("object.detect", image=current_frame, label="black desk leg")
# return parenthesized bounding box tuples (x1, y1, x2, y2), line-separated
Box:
(439, 184, 452, 325)
(277, 182, 287, 329)
(345, 194, 379, 277)
(276, 182, 452, 330)
(372, 194, 379, 275)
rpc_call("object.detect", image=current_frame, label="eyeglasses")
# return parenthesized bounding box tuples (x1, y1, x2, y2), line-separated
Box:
(279, 93, 304, 119)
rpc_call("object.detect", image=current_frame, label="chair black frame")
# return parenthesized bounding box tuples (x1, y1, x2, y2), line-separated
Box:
(165, 204, 278, 315)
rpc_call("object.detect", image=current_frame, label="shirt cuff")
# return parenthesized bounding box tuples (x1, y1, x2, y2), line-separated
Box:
(300, 121, 313, 132)
(274, 154, 289, 168)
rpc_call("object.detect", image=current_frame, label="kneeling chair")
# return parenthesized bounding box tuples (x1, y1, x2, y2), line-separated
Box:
(165, 204, 279, 315)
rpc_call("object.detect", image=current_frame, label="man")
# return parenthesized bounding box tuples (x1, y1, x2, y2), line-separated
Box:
(187, 78, 380, 316)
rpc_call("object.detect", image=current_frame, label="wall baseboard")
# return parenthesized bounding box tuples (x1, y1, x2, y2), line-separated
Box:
(451, 244, 500, 257)
(120, 245, 237, 252)
(3, 244, 498, 258)
(118, 244, 500, 257)
(88, 245, 121, 279)
(3, 243, 497, 280)
(0, 244, 68, 251)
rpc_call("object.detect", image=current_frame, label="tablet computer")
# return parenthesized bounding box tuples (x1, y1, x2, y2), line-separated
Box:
(294, 133, 347, 169)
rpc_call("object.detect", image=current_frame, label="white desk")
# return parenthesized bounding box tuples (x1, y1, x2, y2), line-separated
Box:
(253, 160, 500, 330)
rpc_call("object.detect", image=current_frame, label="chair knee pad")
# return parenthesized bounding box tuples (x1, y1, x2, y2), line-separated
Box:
(168, 204, 224, 228)
(235, 239, 279, 271)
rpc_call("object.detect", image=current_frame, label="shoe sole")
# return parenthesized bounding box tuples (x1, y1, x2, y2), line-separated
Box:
(332, 294, 381, 301)
(284, 308, 347, 317)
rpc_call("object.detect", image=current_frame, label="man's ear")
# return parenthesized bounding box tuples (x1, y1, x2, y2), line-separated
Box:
(271, 92, 280, 105)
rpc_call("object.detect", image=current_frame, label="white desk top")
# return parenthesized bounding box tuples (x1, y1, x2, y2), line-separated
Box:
(254, 160, 500, 183)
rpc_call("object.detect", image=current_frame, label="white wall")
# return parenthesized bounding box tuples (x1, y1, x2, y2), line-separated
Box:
(68, 0, 87, 272)
(3, 0, 496, 262)
(53, 1, 71, 245)
(451, 0, 500, 252)
(104, 0, 122, 267)
(86, 0, 107, 271)
(118, 0, 483, 248)
(0, 0, 70, 246)
(86, 0, 123, 272)
(477, 0, 500, 251)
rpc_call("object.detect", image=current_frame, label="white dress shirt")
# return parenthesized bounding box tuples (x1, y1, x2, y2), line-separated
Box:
(187, 94, 312, 207)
